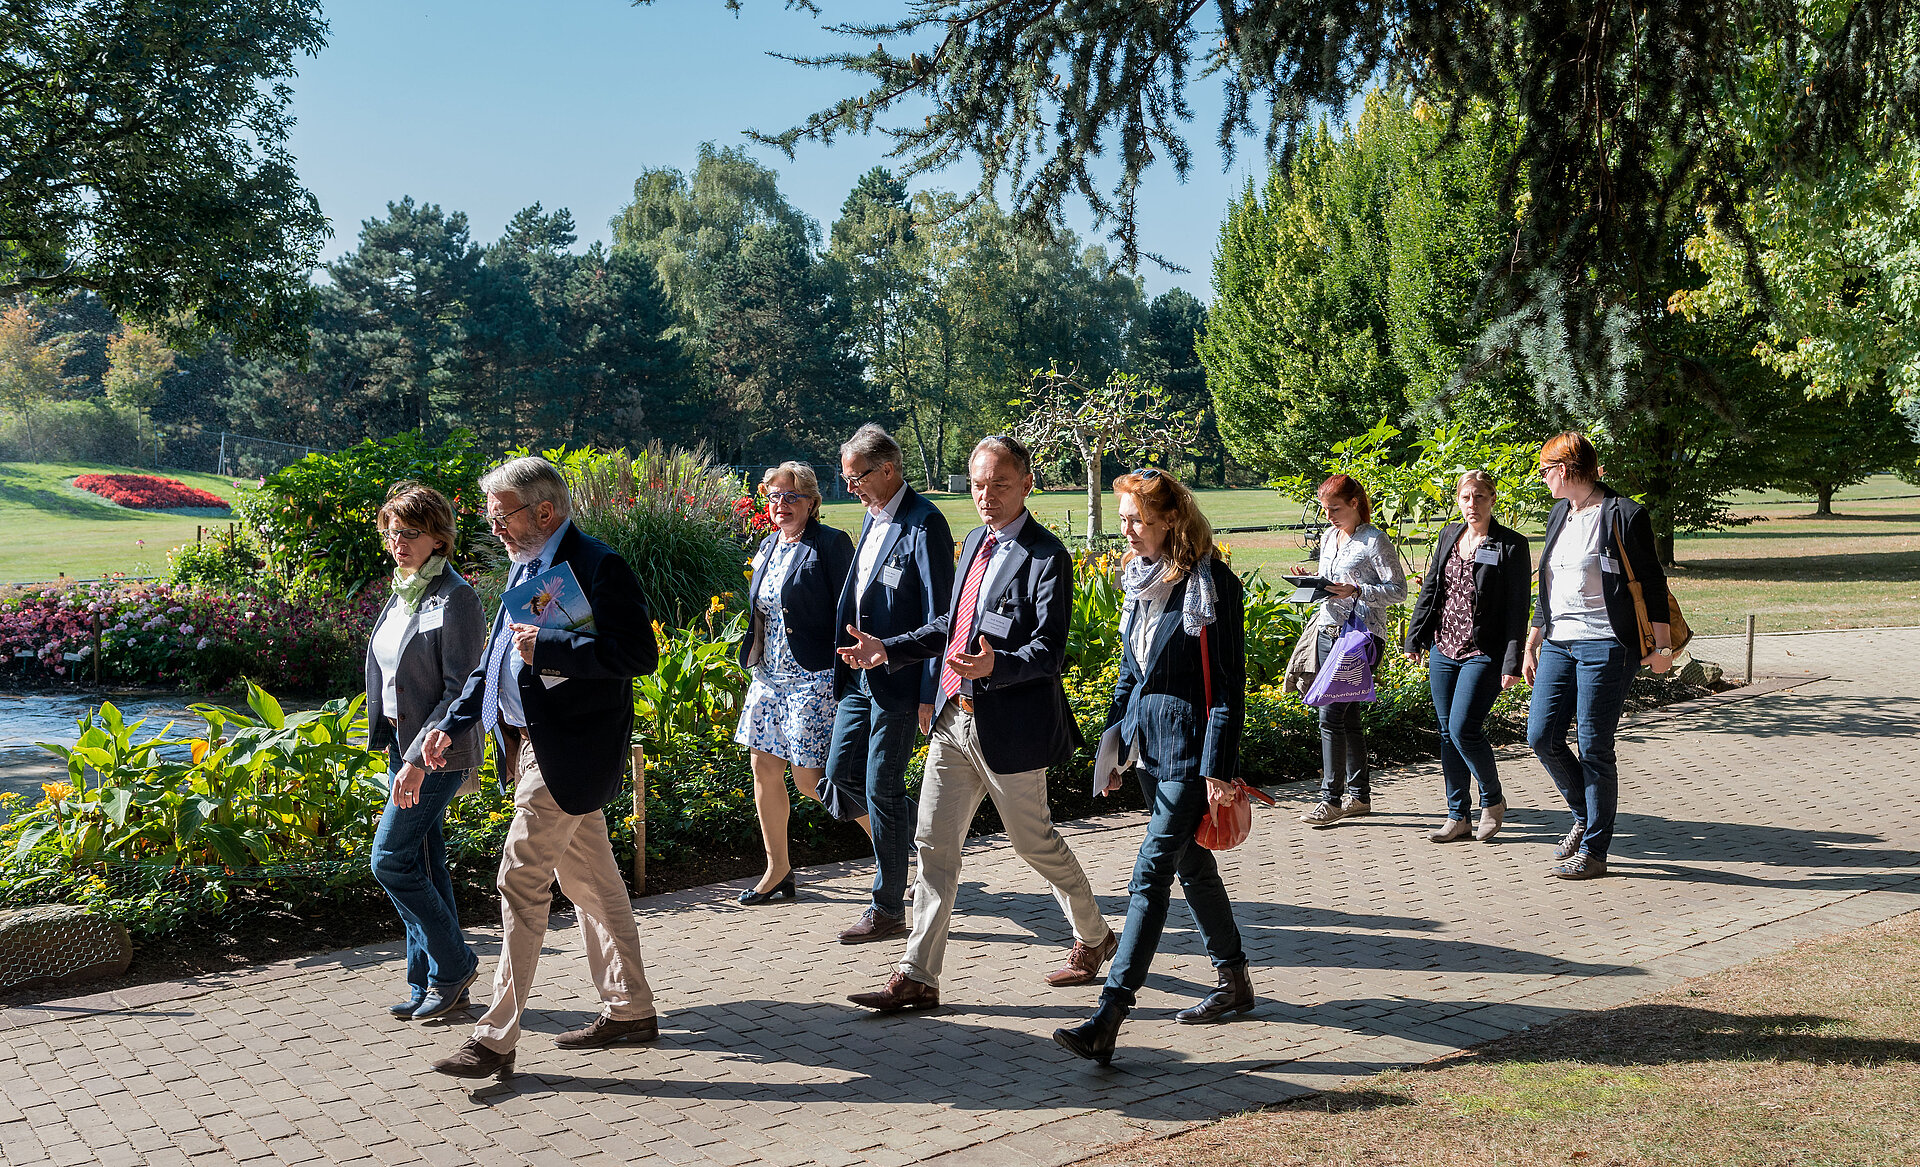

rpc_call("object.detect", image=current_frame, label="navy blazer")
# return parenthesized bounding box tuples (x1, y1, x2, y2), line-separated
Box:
(437, 523, 659, 816)
(1404, 521, 1533, 676)
(882, 513, 1084, 775)
(739, 518, 856, 674)
(1532, 486, 1668, 649)
(1105, 558, 1246, 783)
(833, 485, 955, 711)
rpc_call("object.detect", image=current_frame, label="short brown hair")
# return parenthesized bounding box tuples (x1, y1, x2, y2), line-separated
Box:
(379, 481, 458, 556)
(1114, 468, 1215, 579)
(1539, 432, 1601, 482)
(1455, 469, 1496, 498)
(1316, 473, 1372, 525)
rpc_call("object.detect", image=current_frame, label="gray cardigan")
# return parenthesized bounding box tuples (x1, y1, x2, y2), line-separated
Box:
(364, 566, 487, 780)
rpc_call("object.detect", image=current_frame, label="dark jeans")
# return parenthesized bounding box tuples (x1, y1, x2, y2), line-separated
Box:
(1102, 767, 1245, 1007)
(1527, 638, 1635, 861)
(371, 760, 477, 991)
(825, 691, 920, 919)
(1317, 629, 1370, 803)
(1428, 647, 1504, 817)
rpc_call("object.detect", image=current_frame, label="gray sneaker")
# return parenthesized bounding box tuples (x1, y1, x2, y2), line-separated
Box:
(1341, 798, 1372, 818)
(1299, 801, 1342, 828)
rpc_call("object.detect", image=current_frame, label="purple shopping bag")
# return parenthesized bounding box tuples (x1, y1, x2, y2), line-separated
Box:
(1303, 611, 1380, 706)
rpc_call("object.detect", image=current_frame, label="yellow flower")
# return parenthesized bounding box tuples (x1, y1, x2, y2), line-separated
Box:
(41, 782, 72, 802)
(708, 595, 725, 616)
(190, 739, 210, 764)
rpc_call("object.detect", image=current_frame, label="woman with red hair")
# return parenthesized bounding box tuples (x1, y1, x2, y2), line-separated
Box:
(1296, 474, 1407, 827)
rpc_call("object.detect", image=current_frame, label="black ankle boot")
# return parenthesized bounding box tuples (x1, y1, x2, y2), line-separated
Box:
(1053, 999, 1128, 1065)
(1176, 963, 1256, 1023)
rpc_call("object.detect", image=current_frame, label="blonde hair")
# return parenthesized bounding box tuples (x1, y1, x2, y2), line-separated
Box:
(1113, 469, 1214, 580)
(761, 461, 822, 519)
(379, 481, 458, 556)
(1455, 470, 1496, 498)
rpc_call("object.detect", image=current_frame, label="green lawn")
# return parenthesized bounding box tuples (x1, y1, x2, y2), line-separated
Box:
(0, 462, 249, 584)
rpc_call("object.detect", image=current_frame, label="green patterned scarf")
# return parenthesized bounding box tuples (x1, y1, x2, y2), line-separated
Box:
(391, 555, 448, 614)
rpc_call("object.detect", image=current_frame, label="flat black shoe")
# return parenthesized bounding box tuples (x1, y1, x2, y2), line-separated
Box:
(739, 874, 796, 905)
(1053, 1000, 1128, 1065)
(1176, 963, 1257, 1023)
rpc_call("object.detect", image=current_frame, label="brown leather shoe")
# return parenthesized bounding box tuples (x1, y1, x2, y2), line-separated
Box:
(431, 1038, 515, 1079)
(553, 1014, 659, 1049)
(837, 906, 910, 944)
(847, 971, 939, 1013)
(1044, 930, 1119, 987)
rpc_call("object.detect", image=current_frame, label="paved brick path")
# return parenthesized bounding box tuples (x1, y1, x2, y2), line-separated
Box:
(4, 628, 1919, 1167)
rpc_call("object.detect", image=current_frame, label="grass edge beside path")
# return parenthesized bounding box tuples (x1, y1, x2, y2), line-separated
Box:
(1079, 911, 1920, 1167)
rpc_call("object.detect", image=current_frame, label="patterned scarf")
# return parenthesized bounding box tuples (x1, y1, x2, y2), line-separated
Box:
(390, 555, 447, 615)
(1119, 552, 1218, 636)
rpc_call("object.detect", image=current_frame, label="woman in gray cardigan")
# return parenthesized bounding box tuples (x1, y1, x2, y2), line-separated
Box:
(364, 483, 487, 1021)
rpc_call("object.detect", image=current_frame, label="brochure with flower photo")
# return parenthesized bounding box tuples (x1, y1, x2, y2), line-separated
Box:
(501, 562, 595, 634)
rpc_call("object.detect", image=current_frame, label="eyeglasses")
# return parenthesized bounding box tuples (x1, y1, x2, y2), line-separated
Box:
(842, 465, 881, 488)
(381, 526, 425, 542)
(483, 501, 533, 530)
(1537, 464, 1564, 480)
(764, 490, 807, 506)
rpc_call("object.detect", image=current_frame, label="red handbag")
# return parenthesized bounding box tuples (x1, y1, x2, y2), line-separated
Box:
(1192, 620, 1274, 852)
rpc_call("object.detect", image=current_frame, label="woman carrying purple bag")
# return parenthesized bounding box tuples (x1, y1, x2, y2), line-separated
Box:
(1296, 474, 1407, 828)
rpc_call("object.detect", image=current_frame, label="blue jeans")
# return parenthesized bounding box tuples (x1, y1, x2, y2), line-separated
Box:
(1527, 638, 1635, 861)
(371, 761, 477, 991)
(1102, 768, 1245, 1007)
(825, 691, 919, 919)
(1429, 648, 1504, 818)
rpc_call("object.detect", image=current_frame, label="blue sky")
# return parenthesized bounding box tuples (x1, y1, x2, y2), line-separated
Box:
(284, 0, 1272, 302)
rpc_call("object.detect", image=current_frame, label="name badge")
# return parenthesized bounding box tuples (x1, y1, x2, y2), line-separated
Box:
(978, 611, 1015, 639)
(1600, 554, 1622, 575)
(1473, 546, 1501, 565)
(750, 551, 766, 571)
(881, 565, 904, 589)
(415, 606, 445, 632)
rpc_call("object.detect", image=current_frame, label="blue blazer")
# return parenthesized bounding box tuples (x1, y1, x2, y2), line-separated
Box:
(739, 518, 856, 674)
(1105, 558, 1245, 783)
(833, 485, 955, 712)
(438, 523, 659, 816)
(883, 514, 1084, 774)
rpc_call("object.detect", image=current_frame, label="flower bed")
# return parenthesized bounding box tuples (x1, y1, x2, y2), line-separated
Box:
(72, 473, 230, 511)
(0, 579, 383, 693)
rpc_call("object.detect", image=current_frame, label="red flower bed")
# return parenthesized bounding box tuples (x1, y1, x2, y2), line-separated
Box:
(73, 473, 230, 511)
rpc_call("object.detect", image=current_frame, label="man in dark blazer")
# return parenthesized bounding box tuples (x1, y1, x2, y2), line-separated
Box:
(419, 456, 660, 1079)
(824, 424, 954, 942)
(840, 436, 1115, 1011)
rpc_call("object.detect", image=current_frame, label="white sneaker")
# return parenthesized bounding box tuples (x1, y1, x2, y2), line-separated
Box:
(1299, 801, 1341, 827)
(1429, 817, 1470, 842)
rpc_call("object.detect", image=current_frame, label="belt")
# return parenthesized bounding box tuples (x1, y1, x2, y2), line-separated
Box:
(956, 696, 975, 715)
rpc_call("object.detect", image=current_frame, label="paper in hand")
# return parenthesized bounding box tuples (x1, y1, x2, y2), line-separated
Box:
(502, 562, 595, 634)
(1093, 725, 1126, 797)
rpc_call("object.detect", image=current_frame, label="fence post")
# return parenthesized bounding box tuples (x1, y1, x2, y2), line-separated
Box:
(91, 613, 101, 686)
(1745, 614, 1757, 685)
(629, 744, 648, 895)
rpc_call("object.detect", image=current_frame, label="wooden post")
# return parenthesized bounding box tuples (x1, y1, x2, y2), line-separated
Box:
(1745, 614, 1757, 685)
(629, 744, 648, 895)
(91, 612, 100, 686)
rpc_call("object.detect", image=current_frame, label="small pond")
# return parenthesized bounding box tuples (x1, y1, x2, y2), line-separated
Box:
(0, 692, 200, 800)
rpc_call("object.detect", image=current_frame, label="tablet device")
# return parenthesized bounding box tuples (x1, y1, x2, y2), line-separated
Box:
(1281, 574, 1332, 604)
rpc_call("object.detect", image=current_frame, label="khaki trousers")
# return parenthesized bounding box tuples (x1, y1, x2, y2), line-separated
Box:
(472, 733, 654, 1053)
(899, 704, 1111, 987)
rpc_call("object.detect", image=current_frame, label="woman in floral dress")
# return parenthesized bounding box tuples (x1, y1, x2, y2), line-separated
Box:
(734, 462, 860, 904)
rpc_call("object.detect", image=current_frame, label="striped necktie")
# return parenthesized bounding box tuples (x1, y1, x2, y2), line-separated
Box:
(940, 533, 998, 700)
(480, 557, 542, 731)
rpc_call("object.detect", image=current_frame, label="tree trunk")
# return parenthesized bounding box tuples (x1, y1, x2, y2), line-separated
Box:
(1083, 435, 1104, 540)
(1814, 482, 1835, 516)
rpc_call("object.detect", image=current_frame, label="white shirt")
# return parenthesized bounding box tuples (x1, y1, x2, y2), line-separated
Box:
(957, 510, 1029, 697)
(372, 599, 411, 715)
(1127, 589, 1166, 670)
(496, 519, 572, 727)
(1544, 504, 1613, 641)
(853, 480, 908, 619)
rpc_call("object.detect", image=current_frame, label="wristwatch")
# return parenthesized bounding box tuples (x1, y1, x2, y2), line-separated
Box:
(1655, 646, 1674, 657)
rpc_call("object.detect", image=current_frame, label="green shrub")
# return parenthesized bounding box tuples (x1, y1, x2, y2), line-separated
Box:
(240, 430, 492, 593)
(165, 527, 265, 589)
(0, 401, 145, 463)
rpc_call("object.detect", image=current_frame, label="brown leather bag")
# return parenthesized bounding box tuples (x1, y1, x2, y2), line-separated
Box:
(1612, 519, 1691, 657)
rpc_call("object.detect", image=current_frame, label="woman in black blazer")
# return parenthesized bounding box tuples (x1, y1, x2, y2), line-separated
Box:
(1055, 469, 1250, 1066)
(1404, 471, 1532, 844)
(732, 462, 859, 904)
(1524, 432, 1673, 880)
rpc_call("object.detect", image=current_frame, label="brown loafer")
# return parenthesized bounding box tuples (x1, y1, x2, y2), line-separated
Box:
(430, 1038, 515, 1079)
(847, 971, 939, 1013)
(1044, 930, 1119, 987)
(553, 1014, 659, 1049)
(838, 907, 910, 944)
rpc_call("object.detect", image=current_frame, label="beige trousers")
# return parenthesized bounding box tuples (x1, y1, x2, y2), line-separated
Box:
(472, 734, 654, 1053)
(899, 704, 1112, 987)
